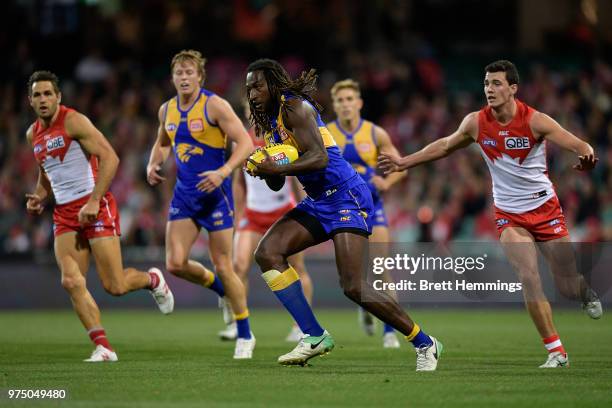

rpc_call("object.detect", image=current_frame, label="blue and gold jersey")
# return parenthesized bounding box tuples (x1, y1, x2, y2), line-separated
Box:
(264, 94, 360, 198)
(163, 89, 228, 194)
(326, 119, 380, 201)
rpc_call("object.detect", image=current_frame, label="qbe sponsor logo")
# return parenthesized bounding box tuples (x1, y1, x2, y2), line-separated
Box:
(504, 136, 530, 150)
(46, 136, 65, 152)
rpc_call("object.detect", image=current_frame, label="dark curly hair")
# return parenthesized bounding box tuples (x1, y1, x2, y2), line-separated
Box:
(247, 58, 322, 137)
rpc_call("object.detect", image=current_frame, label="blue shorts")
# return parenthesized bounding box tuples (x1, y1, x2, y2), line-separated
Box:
(168, 184, 234, 232)
(288, 178, 372, 241)
(370, 197, 388, 228)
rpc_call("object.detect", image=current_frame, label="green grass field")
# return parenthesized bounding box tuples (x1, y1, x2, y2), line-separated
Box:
(0, 309, 610, 407)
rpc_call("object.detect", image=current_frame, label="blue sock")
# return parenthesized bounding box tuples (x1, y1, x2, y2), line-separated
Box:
(406, 324, 433, 348)
(263, 267, 324, 337)
(205, 270, 225, 297)
(235, 310, 252, 339)
(383, 322, 395, 334)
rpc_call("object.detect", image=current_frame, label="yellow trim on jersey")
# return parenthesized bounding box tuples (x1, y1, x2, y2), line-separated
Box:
(327, 120, 378, 167)
(326, 121, 346, 148)
(319, 126, 337, 148)
(164, 92, 226, 149)
(270, 105, 337, 152)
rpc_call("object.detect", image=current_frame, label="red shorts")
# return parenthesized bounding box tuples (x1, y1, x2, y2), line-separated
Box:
(53, 192, 121, 239)
(238, 203, 295, 235)
(494, 196, 568, 241)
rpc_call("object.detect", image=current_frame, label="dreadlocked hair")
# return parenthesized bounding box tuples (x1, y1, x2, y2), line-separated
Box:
(247, 58, 322, 137)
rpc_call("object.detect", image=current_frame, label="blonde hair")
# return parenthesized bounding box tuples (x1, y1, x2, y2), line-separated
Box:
(330, 79, 361, 98)
(171, 50, 206, 85)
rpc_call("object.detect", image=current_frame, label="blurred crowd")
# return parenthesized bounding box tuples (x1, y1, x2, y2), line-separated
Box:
(1, 0, 611, 255)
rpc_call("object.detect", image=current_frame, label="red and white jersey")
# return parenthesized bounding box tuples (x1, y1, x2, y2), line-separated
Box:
(244, 170, 295, 212)
(31, 105, 98, 205)
(477, 100, 554, 214)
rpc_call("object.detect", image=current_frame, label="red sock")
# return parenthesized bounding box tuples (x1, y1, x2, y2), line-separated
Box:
(149, 272, 160, 289)
(543, 334, 565, 355)
(88, 328, 113, 351)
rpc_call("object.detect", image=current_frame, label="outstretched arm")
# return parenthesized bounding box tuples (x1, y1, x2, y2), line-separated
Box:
(197, 96, 254, 192)
(370, 125, 406, 192)
(530, 111, 597, 171)
(378, 112, 477, 174)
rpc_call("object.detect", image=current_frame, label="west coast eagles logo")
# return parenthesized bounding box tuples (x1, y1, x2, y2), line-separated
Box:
(176, 143, 204, 163)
